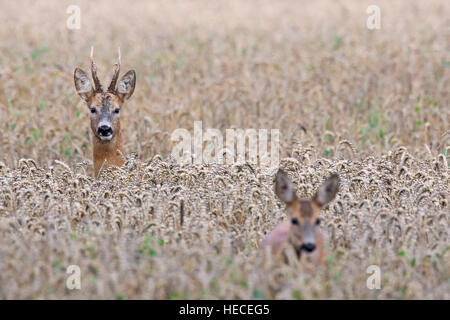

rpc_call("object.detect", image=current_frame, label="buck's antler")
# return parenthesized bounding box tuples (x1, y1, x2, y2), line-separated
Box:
(90, 46, 103, 92)
(108, 47, 121, 93)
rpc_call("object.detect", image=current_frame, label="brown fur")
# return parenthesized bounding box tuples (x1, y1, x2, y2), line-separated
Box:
(285, 199, 324, 264)
(74, 50, 136, 178)
(262, 169, 339, 269)
(87, 93, 125, 177)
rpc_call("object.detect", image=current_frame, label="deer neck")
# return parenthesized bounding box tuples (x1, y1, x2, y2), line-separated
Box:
(92, 125, 125, 177)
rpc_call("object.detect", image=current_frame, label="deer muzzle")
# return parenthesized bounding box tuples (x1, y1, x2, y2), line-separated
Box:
(300, 221, 316, 253)
(97, 121, 113, 140)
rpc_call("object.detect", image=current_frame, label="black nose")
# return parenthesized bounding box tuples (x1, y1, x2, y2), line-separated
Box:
(98, 125, 112, 136)
(301, 243, 316, 253)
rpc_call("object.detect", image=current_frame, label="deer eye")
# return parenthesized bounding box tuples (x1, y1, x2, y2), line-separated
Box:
(315, 218, 321, 226)
(114, 108, 120, 114)
(90, 107, 97, 114)
(291, 218, 299, 225)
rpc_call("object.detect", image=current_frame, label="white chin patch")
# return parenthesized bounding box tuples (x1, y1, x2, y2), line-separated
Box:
(99, 134, 113, 141)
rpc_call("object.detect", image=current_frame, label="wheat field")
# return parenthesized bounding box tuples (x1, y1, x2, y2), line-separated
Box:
(0, 0, 448, 299)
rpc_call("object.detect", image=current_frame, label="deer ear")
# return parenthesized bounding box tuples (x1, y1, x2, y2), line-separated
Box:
(275, 169, 297, 204)
(313, 174, 340, 207)
(74, 68, 94, 102)
(117, 70, 136, 101)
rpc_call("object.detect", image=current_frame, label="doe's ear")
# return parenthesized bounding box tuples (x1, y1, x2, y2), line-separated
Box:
(313, 174, 340, 207)
(117, 70, 136, 101)
(74, 68, 94, 102)
(275, 169, 297, 204)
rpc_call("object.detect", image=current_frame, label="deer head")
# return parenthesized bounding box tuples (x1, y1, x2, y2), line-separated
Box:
(74, 47, 136, 143)
(274, 169, 339, 257)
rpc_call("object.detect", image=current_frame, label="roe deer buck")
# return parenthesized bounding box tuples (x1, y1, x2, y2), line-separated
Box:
(74, 47, 136, 177)
(262, 169, 339, 266)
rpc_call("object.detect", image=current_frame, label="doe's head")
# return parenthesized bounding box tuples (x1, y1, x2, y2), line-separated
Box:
(74, 47, 136, 142)
(275, 169, 339, 254)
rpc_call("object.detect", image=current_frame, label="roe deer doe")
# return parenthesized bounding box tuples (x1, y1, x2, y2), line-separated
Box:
(74, 47, 136, 177)
(262, 169, 339, 266)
